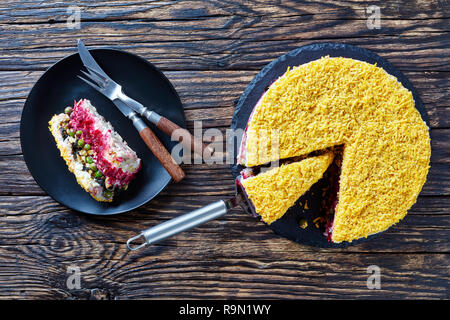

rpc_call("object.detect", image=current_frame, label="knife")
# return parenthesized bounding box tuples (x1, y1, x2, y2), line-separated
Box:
(77, 39, 213, 158)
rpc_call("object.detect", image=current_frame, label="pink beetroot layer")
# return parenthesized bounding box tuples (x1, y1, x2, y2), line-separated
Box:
(69, 99, 140, 188)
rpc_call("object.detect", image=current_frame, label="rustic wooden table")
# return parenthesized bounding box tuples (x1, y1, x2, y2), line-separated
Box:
(0, 0, 449, 300)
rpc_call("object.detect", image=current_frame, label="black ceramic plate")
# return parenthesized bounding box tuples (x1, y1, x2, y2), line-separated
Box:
(230, 43, 428, 247)
(21, 49, 185, 215)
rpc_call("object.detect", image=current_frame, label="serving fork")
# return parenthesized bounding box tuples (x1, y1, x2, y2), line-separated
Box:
(77, 41, 185, 182)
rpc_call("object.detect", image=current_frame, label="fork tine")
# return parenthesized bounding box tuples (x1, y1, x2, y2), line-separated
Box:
(80, 70, 105, 88)
(85, 65, 109, 82)
(77, 75, 102, 91)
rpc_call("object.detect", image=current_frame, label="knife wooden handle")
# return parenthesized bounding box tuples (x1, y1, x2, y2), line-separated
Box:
(156, 117, 214, 157)
(139, 127, 185, 183)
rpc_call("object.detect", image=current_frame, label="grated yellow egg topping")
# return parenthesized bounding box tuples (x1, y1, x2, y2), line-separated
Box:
(49, 114, 110, 202)
(332, 121, 430, 243)
(241, 152, 334, 224)
(243, 56, 431, 242)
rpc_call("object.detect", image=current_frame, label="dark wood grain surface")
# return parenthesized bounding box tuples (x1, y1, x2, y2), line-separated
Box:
(0, 0, 449, 299)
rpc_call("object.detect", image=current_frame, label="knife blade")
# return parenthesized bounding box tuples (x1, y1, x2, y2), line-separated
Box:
(77, 39, 109, 78)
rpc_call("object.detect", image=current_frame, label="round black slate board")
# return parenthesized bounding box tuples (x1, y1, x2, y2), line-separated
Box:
(21, 49, 185, 215)
(230, 43, 429, 247)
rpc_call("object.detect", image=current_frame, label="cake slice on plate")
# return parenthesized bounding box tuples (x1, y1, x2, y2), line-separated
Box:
(49, 99, 141, 202)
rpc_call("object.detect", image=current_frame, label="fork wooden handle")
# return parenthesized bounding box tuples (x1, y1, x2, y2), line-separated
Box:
(156, 117, 214, 157)
(139, 127, 185, 183)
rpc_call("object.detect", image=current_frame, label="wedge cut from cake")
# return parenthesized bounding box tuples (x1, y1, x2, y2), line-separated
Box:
(239, 152, 334, 224)
(237, 56, 431, 243)
(49, 99, 141, 202)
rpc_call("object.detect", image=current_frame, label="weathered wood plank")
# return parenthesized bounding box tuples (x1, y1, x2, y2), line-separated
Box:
(2, 117, 449, 158)
(0, 21, 448, 71)
(2, 194, 450, 218)
(0, 243, 448, 299)
(0, 194, 449, 254)
(0, 70, 449, 142)
(0, 189, 449, 299)
(2, 13, 448, 45)
(1, 70, 448, 112)
(0, 0, 448, 301)
(0, 0, 447, 23)
(0, 151, 448, 196)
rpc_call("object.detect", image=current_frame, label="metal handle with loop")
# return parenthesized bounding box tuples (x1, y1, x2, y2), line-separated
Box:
(127, 200, 228, 251)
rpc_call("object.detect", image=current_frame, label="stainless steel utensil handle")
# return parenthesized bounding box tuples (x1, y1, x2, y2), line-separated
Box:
(118, 92, 161, 124)
(118, 91, 213, 157)
(127, 200, 228, 251)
